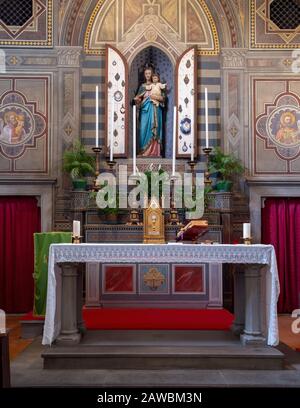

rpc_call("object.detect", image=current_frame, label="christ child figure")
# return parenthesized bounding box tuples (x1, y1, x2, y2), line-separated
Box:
(146, 73, 166, 107)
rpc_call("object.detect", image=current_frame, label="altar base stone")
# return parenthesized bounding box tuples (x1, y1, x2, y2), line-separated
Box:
(42, 330, 284, 370)
(231, 268, 245, 335)
(56, 263, 81, 346)
(240, 265, 266, 346)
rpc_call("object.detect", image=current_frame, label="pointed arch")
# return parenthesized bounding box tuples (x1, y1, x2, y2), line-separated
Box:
(83, 0, 220, 56)
(60, 1, 244, 50)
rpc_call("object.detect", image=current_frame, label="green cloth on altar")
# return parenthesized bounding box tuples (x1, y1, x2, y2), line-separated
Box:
(33, 232, 72, 316)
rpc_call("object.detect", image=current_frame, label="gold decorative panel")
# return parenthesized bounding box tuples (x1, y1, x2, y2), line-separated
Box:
(84, 0, 219, 56)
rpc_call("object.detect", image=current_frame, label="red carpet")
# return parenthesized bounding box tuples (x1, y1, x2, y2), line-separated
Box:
(21, 309, 234, 330)
(82, 308, 234, 330)
(20, 312, 45, 321)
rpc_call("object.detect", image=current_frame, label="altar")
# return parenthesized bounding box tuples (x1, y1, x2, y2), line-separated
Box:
(42, 243, 280, 348)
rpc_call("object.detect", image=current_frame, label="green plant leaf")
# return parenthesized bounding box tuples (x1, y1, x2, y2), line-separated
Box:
(63, 141, 96, 180)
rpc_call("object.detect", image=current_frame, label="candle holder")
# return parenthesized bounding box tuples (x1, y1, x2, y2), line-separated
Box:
(187, 159, 197, 187)
(72, 235, 82, 244)
(202, 147, 212, 186)
(92, 147, 102, 191)
(127, 208, 140, 225)
(107, 159, 116, 172)
(242, 237, 253, 245)
(168, 175, 181, 226)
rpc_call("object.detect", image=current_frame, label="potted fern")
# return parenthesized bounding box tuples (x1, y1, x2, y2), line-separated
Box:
(208, 147, 244, 192)
(63, 141, 95, 191)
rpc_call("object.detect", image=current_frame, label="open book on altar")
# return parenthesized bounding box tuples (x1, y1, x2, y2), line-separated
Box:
(176, 220, 208, 242)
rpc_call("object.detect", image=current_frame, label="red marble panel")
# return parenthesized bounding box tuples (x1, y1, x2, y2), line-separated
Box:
(173, 265, 204, 293)
(104, 265, 134, 293)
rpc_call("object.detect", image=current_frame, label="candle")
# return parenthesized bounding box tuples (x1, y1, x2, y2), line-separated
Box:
(110, 100, 114, 161)
(205, 87, 209, 148)
(172, 106, 177, 176)
(243, 223, 251, 239)
(133, 105, 137, 176)
(95, 85, 99, 147)
(191, 139, 195, 161)
(73, 220, 80, 237)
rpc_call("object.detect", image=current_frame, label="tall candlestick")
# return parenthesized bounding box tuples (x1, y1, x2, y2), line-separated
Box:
(243, 223, 251, 239)
(110, 100, 114, 161)
(73, 220, 80, 237)
(172, 106, 177, 176)
(95, 85, 99, 147)
(133, 105, 137, 176)
(205, 87, 209, 148)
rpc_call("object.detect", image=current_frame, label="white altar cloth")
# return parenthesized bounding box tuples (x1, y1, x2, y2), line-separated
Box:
(42, 243, 280, 346)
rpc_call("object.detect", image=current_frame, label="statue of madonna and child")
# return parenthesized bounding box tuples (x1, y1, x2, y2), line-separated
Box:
(133, 65, 167, 157)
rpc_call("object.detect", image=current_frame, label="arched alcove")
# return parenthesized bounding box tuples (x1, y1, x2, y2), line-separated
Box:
(60, 0, 244, 49)
(130, 46, 174, 158)
(82, 0, 220, 56)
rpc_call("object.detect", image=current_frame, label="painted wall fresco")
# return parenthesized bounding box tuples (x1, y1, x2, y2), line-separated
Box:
(0, 76, 49, 174)
(253, 78, 300, 175)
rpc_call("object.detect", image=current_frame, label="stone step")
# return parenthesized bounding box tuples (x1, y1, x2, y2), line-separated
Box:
(42, 331, 284, 370)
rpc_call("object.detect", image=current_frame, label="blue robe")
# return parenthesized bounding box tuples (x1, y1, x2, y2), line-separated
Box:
(136, 84, 163, 155)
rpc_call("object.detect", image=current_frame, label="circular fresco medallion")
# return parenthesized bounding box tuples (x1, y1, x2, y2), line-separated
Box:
(0, 104, 34, 146)
(266, 106, 300, 148)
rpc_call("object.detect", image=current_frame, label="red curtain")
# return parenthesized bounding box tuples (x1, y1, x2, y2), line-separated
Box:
(0, 197, 41, 313)
(262, 198, 300, 313)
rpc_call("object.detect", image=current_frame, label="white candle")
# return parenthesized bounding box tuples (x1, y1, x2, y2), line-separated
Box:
(172, 106, 177, 176)
(205, 87, 209, 148)
(243, 223, 251, 239)
(110, 100, 114, 161)
(191, 136, 194, 162)
(95, 86, 99, 147)
(133, 105, 137, 176)
(73, 220, 80, 237)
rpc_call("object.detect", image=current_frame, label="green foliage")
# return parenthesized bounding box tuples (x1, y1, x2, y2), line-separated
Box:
(208, 147, 244, 181)
(63, 141, 95, 180)
(143, 169, 166, 198)
(89, 190, 119, 215)
(102, 191, 119, 215)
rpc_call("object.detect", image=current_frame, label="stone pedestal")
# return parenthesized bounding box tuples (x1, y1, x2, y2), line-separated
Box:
(77, 264, 86, 333)
(240, 265, 266, 346)
(232, 268, 245, 335)
(56, 263, 81, 346)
